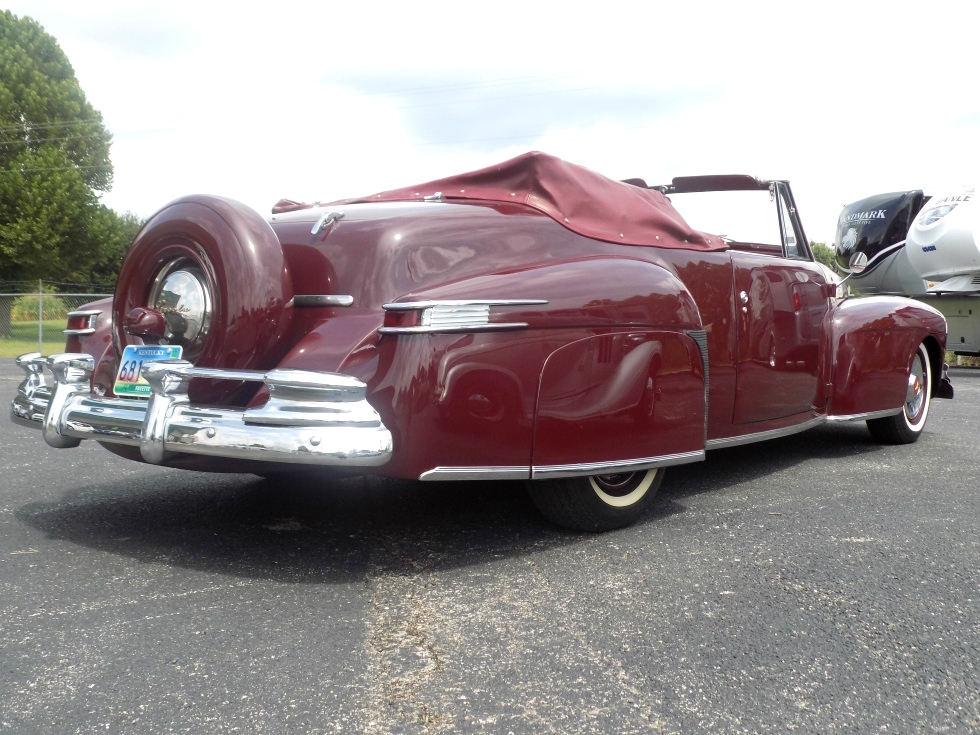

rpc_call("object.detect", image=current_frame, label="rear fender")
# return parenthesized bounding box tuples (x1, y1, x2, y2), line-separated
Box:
(63, 296, 113, 356)
(59, 297, 117, 396)
(372, 257, 707, 479)
(392, 256, 704, 331)
(524, 258, 707, 474)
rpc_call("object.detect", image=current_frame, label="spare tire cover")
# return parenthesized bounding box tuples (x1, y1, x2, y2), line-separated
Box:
(113, 195, 294, 403)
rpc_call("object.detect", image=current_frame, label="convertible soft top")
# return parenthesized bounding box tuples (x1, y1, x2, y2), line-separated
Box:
(333, 151, 727, 251)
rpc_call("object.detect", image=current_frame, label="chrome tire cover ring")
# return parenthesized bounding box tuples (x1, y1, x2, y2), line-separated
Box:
(148, 259, 212, 356)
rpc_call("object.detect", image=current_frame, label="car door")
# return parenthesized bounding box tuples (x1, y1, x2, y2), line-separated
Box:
(732, 184, 830, 424)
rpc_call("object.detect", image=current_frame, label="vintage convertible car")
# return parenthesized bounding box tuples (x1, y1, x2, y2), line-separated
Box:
(10, 152, 954, 531)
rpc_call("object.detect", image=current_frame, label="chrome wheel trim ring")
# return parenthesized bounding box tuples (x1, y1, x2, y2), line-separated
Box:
(904, 348, 930, 430)
(589, 469, 658, 508)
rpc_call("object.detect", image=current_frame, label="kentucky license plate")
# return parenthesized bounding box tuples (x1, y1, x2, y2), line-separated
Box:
(114, 344, 183, 398)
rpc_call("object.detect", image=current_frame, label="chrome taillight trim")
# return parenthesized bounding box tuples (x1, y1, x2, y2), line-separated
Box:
(379, 299, 547, 334)
(63, 310, 101, 336)
(383, 299, 548, 311)
(379, 323, 532, 335)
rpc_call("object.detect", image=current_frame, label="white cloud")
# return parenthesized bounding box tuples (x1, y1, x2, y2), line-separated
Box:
(5, 0, 978, 246)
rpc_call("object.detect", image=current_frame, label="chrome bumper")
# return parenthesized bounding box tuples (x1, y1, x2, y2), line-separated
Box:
(10, 353, 393, 467)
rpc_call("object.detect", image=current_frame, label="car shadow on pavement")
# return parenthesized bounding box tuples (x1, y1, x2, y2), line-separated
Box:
(662, 420, 888, 501)
(14, 420, 895, 584)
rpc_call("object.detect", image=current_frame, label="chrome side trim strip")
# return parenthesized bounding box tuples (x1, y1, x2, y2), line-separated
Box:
(827, 408, 902, 423)
(688, 329, 709, 444)
(531, 450, 705, 480)
(418, 450, 707, 482)
(293, 295, 354, 307)
(419, 466, 530, 481)
(706, 415, 825, 449)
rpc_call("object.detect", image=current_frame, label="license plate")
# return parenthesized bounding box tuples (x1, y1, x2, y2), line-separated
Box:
(114, 345, 183, 398)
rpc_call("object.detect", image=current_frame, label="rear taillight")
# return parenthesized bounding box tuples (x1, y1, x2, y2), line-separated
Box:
(382, 310, 423, 329)
(64, 310, 100, 336)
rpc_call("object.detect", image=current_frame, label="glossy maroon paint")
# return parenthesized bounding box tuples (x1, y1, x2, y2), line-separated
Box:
(731, 252, 826, 423)
(72, 158, 948, 479)
(827, 297, 947, 417)
(533, 331, 705, 468)
(266, 197, 943, 478)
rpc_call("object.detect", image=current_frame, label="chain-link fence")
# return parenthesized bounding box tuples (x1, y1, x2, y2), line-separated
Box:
(0, 281, 113, 357)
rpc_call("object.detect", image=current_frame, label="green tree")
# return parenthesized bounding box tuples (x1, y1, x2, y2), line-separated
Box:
(810, 241, 840, 273)
(0, 11, 138, 337)
(86, 207, 144, 283)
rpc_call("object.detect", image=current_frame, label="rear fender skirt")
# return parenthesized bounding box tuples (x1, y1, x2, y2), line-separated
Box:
(531, 330, 706, 470)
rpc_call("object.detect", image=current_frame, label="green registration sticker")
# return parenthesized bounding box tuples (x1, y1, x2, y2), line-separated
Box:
(114, 345, 183, 397)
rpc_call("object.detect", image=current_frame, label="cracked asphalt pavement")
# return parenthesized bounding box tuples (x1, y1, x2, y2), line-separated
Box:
(2, 363, 979, 733)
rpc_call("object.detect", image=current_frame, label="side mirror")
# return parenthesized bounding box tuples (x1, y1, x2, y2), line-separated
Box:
(848, 252, 869, 274)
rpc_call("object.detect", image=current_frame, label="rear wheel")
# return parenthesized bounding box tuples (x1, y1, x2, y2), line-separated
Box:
(867, 342, 932, 444)
(527, 468, 664, 532)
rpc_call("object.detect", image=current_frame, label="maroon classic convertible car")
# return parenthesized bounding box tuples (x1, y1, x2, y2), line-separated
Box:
(11, 152, 953, 531)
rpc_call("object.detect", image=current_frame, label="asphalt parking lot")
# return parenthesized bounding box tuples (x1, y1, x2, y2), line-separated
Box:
(1, 362, 978, 734)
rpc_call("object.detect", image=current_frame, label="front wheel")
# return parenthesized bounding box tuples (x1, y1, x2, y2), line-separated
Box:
(867, 342, 932, 444)
(527, 468, 665, 532)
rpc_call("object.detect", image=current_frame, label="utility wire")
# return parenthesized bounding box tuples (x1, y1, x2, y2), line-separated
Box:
(0, 132, 107, 146)
(0, 163, 111, 176)
(0, 118, 105, 134)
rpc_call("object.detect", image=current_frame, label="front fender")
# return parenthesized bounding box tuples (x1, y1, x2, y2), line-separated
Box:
(827, 295, 947, 418)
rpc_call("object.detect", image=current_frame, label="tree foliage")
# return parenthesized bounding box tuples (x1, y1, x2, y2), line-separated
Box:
(0, 11, 138, 284)
(810, 241, 839, 273)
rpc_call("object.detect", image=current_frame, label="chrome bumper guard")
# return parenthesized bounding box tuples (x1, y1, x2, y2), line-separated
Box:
(10, 352, 393, 467)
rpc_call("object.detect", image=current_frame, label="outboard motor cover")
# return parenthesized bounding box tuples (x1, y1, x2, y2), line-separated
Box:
(835, 190, 924, 275)
(906, 188, 979, 286)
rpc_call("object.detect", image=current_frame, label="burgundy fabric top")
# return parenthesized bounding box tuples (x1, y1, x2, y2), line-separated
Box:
(331, 151, 726, 251)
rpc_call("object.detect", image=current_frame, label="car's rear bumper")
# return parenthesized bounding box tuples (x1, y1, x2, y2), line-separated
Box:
(10, 353, 393, 467)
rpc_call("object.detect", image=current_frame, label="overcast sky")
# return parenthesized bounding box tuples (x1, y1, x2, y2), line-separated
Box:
(6, 0, 978, 246)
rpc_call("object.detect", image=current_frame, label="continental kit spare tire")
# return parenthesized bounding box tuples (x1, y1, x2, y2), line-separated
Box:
(113, 195, 294, 404)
